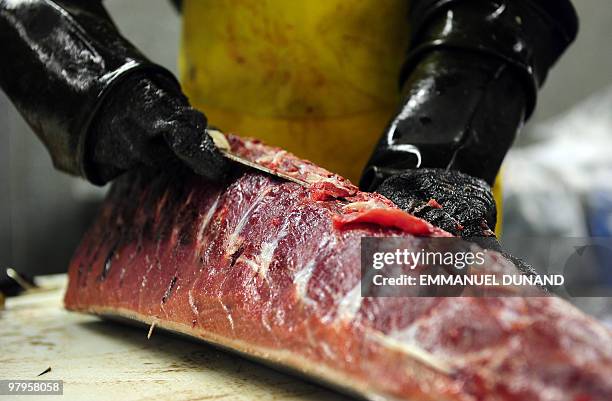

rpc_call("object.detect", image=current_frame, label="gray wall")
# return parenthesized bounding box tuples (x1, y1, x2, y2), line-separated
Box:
(532, 0, 612, 125)
(0, 0, 610, 276)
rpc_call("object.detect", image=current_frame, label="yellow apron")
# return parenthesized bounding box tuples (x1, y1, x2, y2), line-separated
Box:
(179, 0, 503, 233)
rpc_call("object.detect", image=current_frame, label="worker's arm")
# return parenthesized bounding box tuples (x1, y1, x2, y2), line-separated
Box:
(0, 0, 227, 185)
(361, 0, 578, 237)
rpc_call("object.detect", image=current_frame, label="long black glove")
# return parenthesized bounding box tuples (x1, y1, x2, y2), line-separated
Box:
(87, 72, 227, 184)
(361, 0, 578, 237)
(0, 0, 227, 185)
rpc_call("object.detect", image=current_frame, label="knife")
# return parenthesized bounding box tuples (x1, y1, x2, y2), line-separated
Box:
(207, 128, 309, 187)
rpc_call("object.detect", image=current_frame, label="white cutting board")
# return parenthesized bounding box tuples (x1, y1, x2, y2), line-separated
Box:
(0, 275, 351, 401)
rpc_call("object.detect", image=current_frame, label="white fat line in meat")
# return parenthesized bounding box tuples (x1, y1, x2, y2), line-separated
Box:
(261, 310, 273, 335)
(196, 194, 220, 247)
(385, 319, 485, 371)
(188, 289, 199, 317)
(226, 186, 271, 256)
(243, 240, 278, 280)
(384, 300, 485, 371)
(335, 284, 363, 323)
(188, 265, 206, 321)
(293, 235, 338, 306)
(367, 330, 453, 375)
(235, 252, 275, 283)
(184, 189, 194, 206)
(237, 257, 264, 278)
(388, 321, 420, 345)
(239, 218, 292, 280)
(319, 341, 338, 361)
(255, 222, 290, 279)
(260, 239, 279, 267)
(218, 298, 235, 333)
(294, 260, 316, 305)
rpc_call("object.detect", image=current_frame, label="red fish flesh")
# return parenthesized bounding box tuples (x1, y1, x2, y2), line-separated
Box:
(65, 136, 612, 401)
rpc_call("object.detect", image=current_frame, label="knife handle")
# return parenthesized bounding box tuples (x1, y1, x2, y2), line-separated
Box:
(207, 128, 231, 152)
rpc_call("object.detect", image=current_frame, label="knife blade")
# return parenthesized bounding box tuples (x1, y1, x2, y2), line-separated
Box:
(207, 129, 309, 188)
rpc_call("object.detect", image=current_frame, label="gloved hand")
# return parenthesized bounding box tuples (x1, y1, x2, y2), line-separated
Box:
(360, 0, 578, 190)
(376, 168, 496, 238)
(378, 168, 539, 276)
(360, 0, 577, 277)
(0, 0, 227, 185)
(87, 73, 228, 184)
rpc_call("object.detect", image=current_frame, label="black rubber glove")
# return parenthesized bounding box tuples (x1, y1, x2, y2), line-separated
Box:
(0, 0, 227, 185)
(377, 168, 496, 237)
(360, 0, 578, 236)
(378, 168, 539, 275)
(87, 73, 227, 184)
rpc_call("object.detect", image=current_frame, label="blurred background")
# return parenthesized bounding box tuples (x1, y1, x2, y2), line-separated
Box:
(1, 0, 611, 279)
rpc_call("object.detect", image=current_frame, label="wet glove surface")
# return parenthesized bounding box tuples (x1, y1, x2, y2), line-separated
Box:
(0, 0, 229, 184)
(376, 168, 496, 238)
(377, 168, 537, 275)
(87, 74, 228, 184)
(360, 0, 578, 191)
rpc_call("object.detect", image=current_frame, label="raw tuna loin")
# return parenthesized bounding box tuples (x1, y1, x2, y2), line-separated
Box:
(65, 135, 612, 401)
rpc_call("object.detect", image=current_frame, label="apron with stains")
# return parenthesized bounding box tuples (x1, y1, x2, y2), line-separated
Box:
(179, 0, 503, 232)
